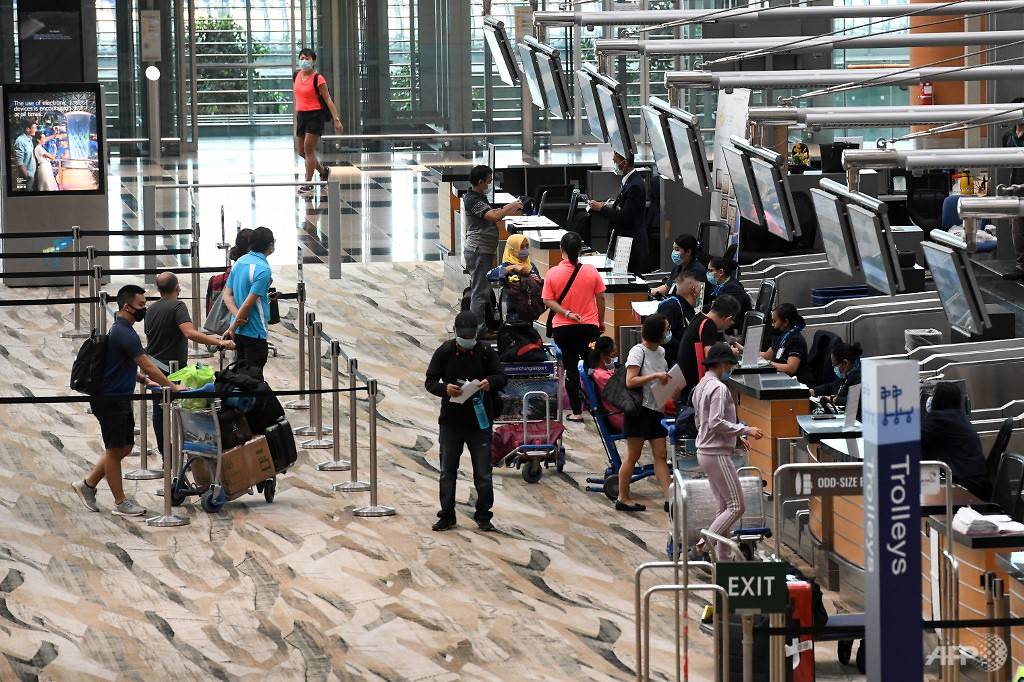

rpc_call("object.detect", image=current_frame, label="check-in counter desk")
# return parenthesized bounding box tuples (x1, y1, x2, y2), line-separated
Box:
(725, 373, 810, 492)
(998, 552, 1024, 671)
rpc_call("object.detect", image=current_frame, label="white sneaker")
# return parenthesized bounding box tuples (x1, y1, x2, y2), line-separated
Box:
(297, 185, 313, 196)
(113, 498, 146, 517)
(72, 480, 99, 512)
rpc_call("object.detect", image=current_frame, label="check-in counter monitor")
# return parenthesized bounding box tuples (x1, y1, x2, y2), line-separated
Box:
(577, 66, 608, 142)
(533, 47, 571, 120)
(845, 197, 906, 295)
(483, 18, 519, 87)
(723, 144, 765, 226)
(923, 232, 991, 337)
(516, 42, 547, 107)
(644, 96, 710, 199)
(595, 77, 635, 158)
(748, 150, 802, 242)
(810, 187, 861, 278)
(641, 104, 676, 180)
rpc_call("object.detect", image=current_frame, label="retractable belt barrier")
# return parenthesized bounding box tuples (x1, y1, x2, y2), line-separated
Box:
(0, 248, 191, 259)
(756, 615, 1024, 637)
(0, 386, 367, 406)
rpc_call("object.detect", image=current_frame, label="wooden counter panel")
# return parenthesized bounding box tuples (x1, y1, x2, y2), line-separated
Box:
(604, 305, 643, 327)
(1011, 582, 1024, 669)
(833, 534, 866, 568)
(810, 496, 825, 542)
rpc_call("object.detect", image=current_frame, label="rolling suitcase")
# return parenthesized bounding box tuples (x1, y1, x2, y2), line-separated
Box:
(264, 417, 297, 474)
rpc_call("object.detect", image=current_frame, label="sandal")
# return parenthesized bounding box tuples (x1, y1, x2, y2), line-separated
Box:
(566, 413, 585, 423)
(615, 500, 647, 512)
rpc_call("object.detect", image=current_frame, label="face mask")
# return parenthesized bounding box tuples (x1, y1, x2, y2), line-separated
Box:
(926, 396, 933, 413)
(722, 370, 734, 381)
(663, 330, 673, 345)
(834, 365, 844, 379)
(613, 166, 624, 177)
(455, 336, 476, 350)
(671, 250, 683, 266)
(132, 306, 147, 322)
(299, 59, 313, 71)
(706, 271, 718, 285)
(518, 249, 530, 261)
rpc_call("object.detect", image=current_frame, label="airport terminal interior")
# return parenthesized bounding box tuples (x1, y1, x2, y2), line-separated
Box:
(3, 1, 1024, 681)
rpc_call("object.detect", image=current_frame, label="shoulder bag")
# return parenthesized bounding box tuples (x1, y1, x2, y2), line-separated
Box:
(545, 262, 582, 338)
(600, 353, 645, 417)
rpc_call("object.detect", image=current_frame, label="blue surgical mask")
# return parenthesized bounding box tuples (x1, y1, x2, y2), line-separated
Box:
(706, 271, 718, 285)
(926, 396, 933, 413)
(299, 59, 313, 71)
(518, 249, 530, 260)
(455, 336, 476, 350)
(722, 370, 734, 381)
(834, 365, 844, 379)
(671, 250, 683, 266)
(663, 331, 673, 344)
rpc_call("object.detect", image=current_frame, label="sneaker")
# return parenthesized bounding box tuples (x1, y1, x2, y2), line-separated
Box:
(72, 480, 99, 512)
(432, 518, 457, 532)
(297, 185, 313, 197)
(322, 165, 331, 181)
(113, 498, 147, 517)
(476, 520, 497, 532)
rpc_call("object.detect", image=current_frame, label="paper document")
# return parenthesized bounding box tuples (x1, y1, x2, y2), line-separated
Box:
(741, 327, 763, 367)
(631, 300, 660, 318)
(844, 386, 861, 429)
(612, 236, 633, 274)
(651, 364, 686, 408)
(449, 380, 482, 404)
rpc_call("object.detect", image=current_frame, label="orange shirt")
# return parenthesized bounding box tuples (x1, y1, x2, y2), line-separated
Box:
(294, 71, 325, 112)
(541, 259, 606, 329)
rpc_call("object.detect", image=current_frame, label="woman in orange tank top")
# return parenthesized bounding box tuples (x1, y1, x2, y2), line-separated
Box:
(293, 48, 343, 196)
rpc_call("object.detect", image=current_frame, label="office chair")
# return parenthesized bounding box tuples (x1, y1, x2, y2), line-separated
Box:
(991, 452, 1024, 521)
(987, 417, 1016, 485)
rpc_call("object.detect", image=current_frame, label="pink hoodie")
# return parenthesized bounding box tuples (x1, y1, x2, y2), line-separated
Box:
(691, 371, 748, 457)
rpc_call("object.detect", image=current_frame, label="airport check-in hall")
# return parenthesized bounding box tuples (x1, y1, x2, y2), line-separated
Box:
(3, 1, 1024, 681)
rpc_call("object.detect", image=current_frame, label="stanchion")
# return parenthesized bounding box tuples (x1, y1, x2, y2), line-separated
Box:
(353, 380, 396, 517)
(98, 289, 109, 334)
(60, 225, 90, 339)
(188, 241, 211, 359)
(217, 205, 229, 249)
(295, 311, 318, 435)
(155, 360, 179, 498)
(334, 358, 370, 493)
(302, 322, 332, 449)
(86, 248, 98, 330)
(283, 282, 309, 410)
(316, 340, 350, 471)
(126, 384, 161, 479)
(147, 386, 190, 527)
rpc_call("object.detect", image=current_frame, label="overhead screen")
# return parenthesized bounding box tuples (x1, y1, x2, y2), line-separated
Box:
(846, 202, 905, 295)
(641, 105, 676, 179)
(810, 188, 861, 278)
(482, 19, 519, 87)
(596, 82, 635, 158)
(749, 155, 800, 242)
(667, 117, 711, 198)
(516, 43, 546, 107)
(577, 69, 607, 142)
(534, 50, 571, 120)
(722, 145, 763, 225)
(922, 241, 990, 336)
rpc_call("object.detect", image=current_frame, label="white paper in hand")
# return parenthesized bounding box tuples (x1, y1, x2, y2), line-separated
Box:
(449, 379, 482, 404)
(651, 364, 686, 408)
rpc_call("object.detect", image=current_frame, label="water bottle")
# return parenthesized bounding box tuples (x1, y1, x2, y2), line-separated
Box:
(472, 392, 490, 430)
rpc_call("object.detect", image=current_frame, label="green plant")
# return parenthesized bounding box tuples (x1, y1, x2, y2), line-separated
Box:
(193, 16, 287, 118)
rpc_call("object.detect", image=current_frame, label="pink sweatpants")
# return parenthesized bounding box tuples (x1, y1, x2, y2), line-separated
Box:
(697, 453, 746, 540)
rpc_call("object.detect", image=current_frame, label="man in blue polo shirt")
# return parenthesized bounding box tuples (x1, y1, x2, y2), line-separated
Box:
(72, 285, 179, 517)
(224, 226, 274, 372)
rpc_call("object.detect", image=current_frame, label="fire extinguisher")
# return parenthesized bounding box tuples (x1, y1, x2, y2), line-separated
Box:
(919, 81, 934, 106)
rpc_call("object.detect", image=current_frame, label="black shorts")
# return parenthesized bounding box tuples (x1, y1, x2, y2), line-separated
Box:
(296, 110, 325, 137)
(624, 406, 669, 441)
(90, 398, 135, 450)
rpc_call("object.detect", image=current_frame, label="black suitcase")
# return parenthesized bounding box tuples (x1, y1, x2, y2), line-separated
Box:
(218, 407, 253, 450)
(264, 417, 297, 473)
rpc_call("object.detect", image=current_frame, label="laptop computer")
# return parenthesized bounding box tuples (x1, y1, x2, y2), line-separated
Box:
(738, 326, 771, 369)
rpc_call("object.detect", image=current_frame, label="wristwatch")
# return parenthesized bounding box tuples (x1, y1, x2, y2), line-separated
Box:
(563, 310, 573, 319)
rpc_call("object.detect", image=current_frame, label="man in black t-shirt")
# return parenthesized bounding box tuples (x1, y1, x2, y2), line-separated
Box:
(677, 295, 741, 401)
(658, 270, 700, 367)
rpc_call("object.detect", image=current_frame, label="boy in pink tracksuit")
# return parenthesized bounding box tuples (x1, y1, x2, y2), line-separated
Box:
(690, 342, 764, 558)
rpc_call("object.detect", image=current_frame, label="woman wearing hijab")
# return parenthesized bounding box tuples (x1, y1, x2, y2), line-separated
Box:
(488, 233, 540, 282)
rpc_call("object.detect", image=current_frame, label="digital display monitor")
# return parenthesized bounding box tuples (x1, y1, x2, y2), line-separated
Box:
(4, 82, 105, 196)
(923, 240, 990, 336)
(577, 68, 607, 142)
(722, 145, 763, 226)
(596, 83, 635, 158)
(750, 155, 801, 242)
(483, 18, 519, 87)
(667, 116, 711, 198)
(17, 1, 85, 83)
(810, 188, 860, 277)
(534, 50, 571, 120)
(846, 202, 904, 295)
(641, 105, 676, 180)
(516, 43, 546, 108)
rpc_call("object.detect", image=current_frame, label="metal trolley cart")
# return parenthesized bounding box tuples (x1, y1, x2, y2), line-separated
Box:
(491, 349, 567, 483)
(170, 394, 278, 513)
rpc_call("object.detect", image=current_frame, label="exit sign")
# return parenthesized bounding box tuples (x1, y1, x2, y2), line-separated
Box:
(715, 561, 790, 614)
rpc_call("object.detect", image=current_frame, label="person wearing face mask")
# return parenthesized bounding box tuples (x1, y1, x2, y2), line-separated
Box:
(702, 256, 752, 334)
(487, 233, 540, 283)
(293, 48, 343, 196)
(650, 233, 706, 298)
(464, 165, 524, 339)
(657, 270, 700, 367)
(224, 226, 276, 374)
(587, 152, 650, 275)
(921, 382, 990, 500)
(424, 311, 508, 532)
(689, 342, 764, 559)
(676, 295, 742, 405)
(810, 341, 864, 416)
(759, 303, 807, 377)
(72, 285, 181, 518)
(588, 336, 624, 433)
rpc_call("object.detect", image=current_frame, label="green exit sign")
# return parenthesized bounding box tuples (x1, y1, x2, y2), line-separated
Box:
(715, 561, 790, 614)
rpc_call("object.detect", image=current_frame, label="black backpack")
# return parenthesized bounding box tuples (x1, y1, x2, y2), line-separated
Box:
(497, 322, 546, 363)
(70, 331, 108, 395)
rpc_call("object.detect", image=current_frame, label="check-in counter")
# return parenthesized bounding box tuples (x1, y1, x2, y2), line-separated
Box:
(725, 373, 810, 491)
(523, 229, 568, 277)
(601, 274, 654, 348)
(998, 552, 1024, 671)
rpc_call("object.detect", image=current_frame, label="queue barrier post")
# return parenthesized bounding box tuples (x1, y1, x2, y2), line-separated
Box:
(188, 241, 211, 359)
(155, 360, 180, 498)
(294, 311, 318, 435)
(147, 386, 190, 527)
(217, 205, 229, 250)
(283, 282, 309, 410)
(143, 184, 157, 284)
(98, 288, 109, 335)
(316, 340, 350, 472)
(86, 248, 98, 331)
(334, 357, 370, 493)
(302, 321, 332, 449)
(353, 379, 396, 517)
(60, 225, 90, 339)
(125, 382, 161, 479)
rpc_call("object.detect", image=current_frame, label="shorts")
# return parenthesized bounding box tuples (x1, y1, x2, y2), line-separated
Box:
(90, 398, 135, 450)
(296, 110, 325, 137)
(624, 406, 669, 441)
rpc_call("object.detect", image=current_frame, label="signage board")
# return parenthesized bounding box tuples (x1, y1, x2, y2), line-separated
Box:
(715, 561, 789, 615)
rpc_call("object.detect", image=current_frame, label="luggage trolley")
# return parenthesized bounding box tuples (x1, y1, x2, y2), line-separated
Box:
(169, 391, 278, 512)
(491, 347, 567, 483)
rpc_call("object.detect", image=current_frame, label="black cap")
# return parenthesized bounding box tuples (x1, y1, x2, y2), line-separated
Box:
(454, 311, 479, 338)
(702, 342, 739, 368)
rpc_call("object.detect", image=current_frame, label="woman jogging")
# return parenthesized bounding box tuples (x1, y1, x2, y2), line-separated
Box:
(690, 342, 763, 559)
(293, 48, 343, 196)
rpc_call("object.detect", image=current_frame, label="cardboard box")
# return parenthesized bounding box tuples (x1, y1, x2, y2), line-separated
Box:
(194, 436, 276, 500)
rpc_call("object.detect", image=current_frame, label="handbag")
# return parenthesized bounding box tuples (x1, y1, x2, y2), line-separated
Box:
(545, 263, 582, 337)
(600, 355, 645, 417)
(204, 292, 232, 335)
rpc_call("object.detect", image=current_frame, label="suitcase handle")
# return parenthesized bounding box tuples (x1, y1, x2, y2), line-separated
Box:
(522, 390, 551, 443)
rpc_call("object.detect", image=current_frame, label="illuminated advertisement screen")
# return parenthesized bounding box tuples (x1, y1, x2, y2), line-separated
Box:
(4, 83, 105, 196)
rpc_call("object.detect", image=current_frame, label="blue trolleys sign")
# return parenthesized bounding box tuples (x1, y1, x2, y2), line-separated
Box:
(861, 359, 922, 681)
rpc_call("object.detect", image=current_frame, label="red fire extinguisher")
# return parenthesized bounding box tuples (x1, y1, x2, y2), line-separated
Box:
(919, 81, 934, 105)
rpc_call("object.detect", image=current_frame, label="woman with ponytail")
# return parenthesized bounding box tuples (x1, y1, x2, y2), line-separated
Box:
(759, 302, 807, 377)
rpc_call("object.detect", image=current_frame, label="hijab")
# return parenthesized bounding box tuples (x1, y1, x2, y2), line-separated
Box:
(501, 233, 533, 272)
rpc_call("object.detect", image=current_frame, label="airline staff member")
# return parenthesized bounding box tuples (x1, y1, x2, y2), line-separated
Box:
(587, 152, 649, 274)
(703, 256, 751, 333)
(650, 233, 706, 298)
(759, 303, 807, 377)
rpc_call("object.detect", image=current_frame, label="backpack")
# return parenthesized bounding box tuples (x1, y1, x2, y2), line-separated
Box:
(293, 70, 331, 120)
(461, 286, 501, 331)
(206, 269, 230, 314)
(70, 330, 108, 395)
(497, 322, 546, 363)
(214, 361, 283, 432)
(503, 275, 546, 322)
